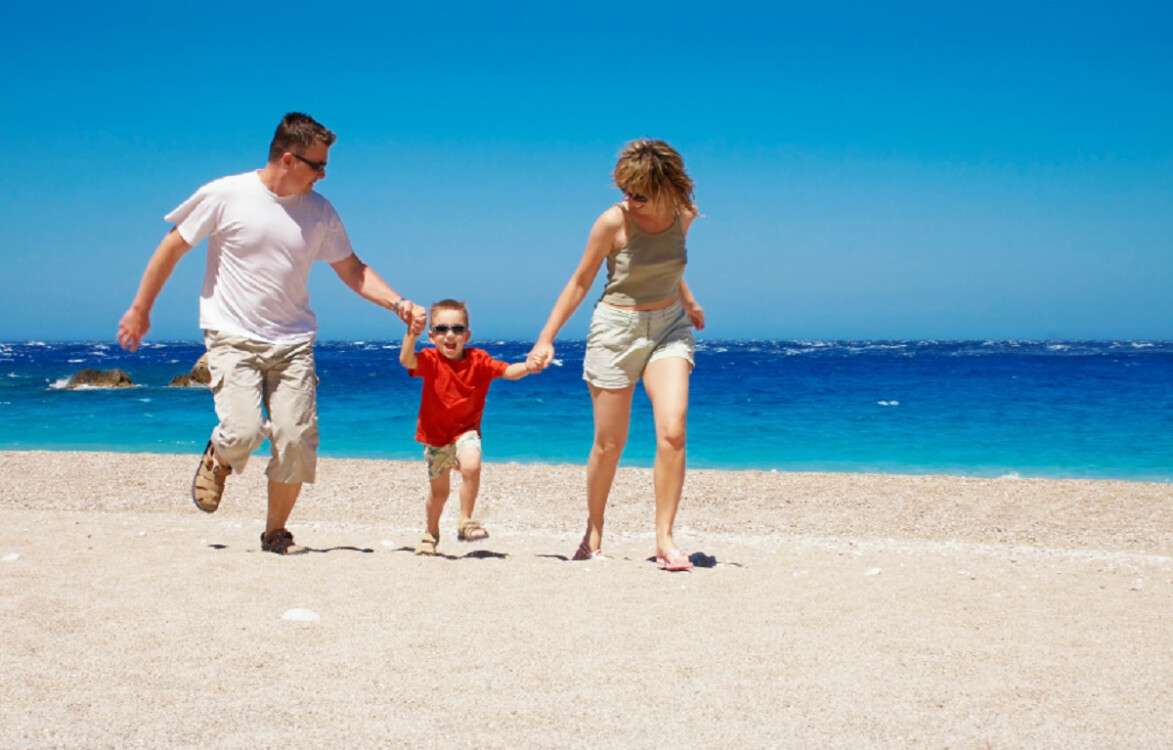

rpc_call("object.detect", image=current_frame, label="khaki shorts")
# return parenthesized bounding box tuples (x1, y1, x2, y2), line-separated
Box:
(204, 330, 319, 484)
(424, 430, 482, 480)
(582, 301, 695, 389)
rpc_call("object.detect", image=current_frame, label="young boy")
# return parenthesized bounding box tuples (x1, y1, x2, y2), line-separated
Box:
(400, 299, 537, 555)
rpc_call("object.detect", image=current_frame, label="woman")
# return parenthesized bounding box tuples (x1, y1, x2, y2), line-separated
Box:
(528, 139, 705, 571)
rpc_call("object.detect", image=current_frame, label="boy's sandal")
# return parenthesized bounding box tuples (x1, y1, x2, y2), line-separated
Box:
(456, 519, 489, 542)
(416, 532, 439, 556)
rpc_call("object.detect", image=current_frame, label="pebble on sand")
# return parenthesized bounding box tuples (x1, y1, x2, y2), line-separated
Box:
(865, 567, 882, 576)
(282, 608, 320, 622)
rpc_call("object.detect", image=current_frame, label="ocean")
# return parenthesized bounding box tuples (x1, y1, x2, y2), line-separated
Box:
(1, 339, 1171, 481)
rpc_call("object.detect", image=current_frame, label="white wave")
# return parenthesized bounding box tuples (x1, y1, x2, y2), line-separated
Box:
(67, 358, 84, 363)
(352, 340, 366, 346)
(550, 358, 564, 367)
(49, 379, 141, 391)
(1046, 344, 1070, 351)
(26, 341, 47, 347)
(138, 398, 152, 403)
(7, 372, 18, 378)
(92, 344, 109, 350)
(997, 472, 1022, 480)
(876, 400, 900, 407)
(382, 344, 400, 350)
(1130, 342, 1154, 349)
(168, 358, 180, 363)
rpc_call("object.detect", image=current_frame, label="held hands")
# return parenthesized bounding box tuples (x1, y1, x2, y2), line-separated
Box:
(116, 307, 150, 352)
(527, 341, 555, 372)
(394, 299, 427, 335)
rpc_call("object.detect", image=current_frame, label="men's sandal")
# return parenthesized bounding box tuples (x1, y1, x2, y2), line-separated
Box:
(456, 519, 489, 542)
(191, 440, 231, 513)
(416, 532, 439, 556)
(260, 528, 306, 555)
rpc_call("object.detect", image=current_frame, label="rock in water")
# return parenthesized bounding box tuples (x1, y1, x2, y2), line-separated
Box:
(66, 369, 134, 388)
(169, 354, 211, 387)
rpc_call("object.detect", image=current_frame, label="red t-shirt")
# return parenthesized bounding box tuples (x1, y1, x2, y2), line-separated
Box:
(409, 347, 510, 446)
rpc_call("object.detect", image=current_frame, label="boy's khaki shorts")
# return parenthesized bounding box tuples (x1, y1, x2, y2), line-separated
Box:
(582, 301, 695, 389)
(204, 330, 319, 484)
(424, 430, 482, 479)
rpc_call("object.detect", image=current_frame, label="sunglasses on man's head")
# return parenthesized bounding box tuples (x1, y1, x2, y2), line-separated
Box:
(290, 152, 327, 173)
(431, 324, 467, 335)
(624, 191, 649, 205)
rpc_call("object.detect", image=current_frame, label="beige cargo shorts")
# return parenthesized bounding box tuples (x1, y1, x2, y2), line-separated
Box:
(203, 330, 319, 484)
(582, 301, 695, 389)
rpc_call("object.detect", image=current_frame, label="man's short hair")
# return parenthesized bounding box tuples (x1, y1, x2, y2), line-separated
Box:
(268, 112, 336, 162)
(430, 299, 469, 326)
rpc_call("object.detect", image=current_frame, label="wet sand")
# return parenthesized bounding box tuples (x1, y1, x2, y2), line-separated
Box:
(1, 450, 1171, 748)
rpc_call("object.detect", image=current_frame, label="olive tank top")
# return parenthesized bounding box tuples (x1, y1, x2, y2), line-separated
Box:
(600, 210, 687, 306)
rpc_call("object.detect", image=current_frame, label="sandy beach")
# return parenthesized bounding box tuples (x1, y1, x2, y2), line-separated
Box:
(1, 450, 1170, 748)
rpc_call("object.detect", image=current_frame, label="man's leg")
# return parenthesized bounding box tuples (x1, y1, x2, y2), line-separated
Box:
(266, 480, 302, 534)
(196, 332, 266, 512)
(261, 340, 317, 553)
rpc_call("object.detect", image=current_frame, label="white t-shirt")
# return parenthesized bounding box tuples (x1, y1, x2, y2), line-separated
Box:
(165, 171, 355, 343)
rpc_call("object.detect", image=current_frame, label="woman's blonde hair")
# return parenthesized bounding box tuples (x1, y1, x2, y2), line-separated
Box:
(612, 139, 696, 212)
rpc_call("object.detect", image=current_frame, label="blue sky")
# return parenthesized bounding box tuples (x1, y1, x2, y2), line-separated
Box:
(2, 2, 1170, 341)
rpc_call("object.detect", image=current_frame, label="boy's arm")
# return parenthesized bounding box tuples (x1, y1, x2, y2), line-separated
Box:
(501, 361, 537, 381)
(399, 323, 420, 370)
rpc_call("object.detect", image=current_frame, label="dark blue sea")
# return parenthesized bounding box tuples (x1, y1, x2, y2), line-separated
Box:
(2, 340, 1171, 481)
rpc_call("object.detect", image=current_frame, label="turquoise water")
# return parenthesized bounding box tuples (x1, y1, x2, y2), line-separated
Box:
(1, 340, 1171, 481)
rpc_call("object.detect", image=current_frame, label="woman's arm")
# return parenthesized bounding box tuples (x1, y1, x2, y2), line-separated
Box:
(528, 207, 623, 369)
(680, 279, 705, 330)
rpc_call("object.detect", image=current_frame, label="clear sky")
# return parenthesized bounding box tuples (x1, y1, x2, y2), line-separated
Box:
(2, 2, 1170, 342)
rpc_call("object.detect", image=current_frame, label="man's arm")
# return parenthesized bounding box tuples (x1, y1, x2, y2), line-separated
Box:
(117, 228, 193, 351)
(331, 253, 424, 333)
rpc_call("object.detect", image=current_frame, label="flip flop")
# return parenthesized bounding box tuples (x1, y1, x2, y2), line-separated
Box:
(571, 539, 606, 561)
(655, 549, 693, 572)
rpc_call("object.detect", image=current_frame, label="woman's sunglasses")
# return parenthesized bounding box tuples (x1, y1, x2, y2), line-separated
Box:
(624, 191, 649, 205)
(431, 324, 467, 335)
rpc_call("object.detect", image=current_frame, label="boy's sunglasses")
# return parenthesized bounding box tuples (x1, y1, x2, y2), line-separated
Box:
(290, 152, 327, 173)
(431, 324, 467, 335)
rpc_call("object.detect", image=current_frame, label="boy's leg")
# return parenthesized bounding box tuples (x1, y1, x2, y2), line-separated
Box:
(455, 432, 483, 523)
(425, 472, 451, 539)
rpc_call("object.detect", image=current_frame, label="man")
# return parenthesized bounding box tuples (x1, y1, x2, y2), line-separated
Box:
(117, 112, 424, 554)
